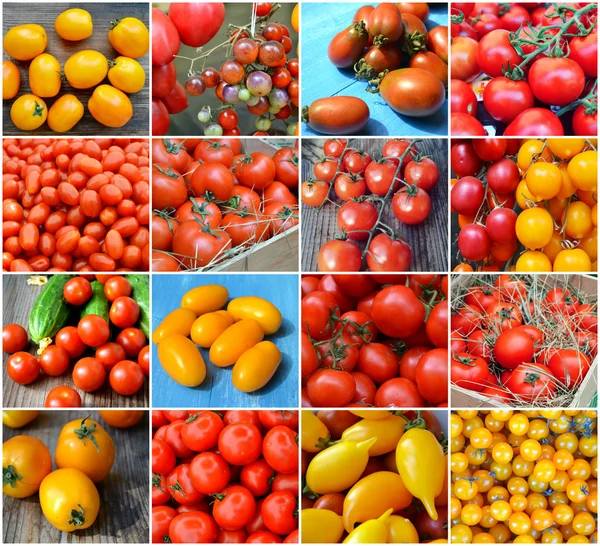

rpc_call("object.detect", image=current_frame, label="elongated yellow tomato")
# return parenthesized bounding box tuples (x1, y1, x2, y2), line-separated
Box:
(387, 515, 419, 543)
(343, 508, 393, 544)
(232, 341, 281, 392)
(343, 471, 413, 532)
(152, 307, 197, 345)
(227, 296, 282, 335)
(48, 94, 84, 133)
(349, 409, 390, 420)
(55, 417, 115, 483)
(158, 333, 206, 386)
(55, 9, 93, 41)
(306, 437, 376, 494)
(4, 24, 47, 60)
(301, 410, 330, 453)
(302, 509, 345, 543)
(3, 410, 39, 428)
(29, 53, 61, 97)
(3, 435, 52, 498)
(190, 310, 233, 348)
(341, 414, 407, 456)
(395, 428, 445, 520)
(108, 56, 145, 93)
(88, 85, 133, 128)
(10, 94, 47, 130)
(64, 50, 108, 89)
(181, 284, 229, 315)
(39, 468, 100, 532)
(3, 60, 20, 99)
(108, 17, 149, 58)
(210, 318, 264, 367)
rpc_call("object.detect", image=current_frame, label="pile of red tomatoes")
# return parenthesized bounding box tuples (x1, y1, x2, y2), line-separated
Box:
(301, 273, 448, 408)
(451, 2, 598, 136)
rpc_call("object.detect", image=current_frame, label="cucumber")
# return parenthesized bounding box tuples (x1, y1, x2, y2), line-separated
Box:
(29, 275, 73, 343)
(128, 274, 150, 339)
(81, 281, 110, 322)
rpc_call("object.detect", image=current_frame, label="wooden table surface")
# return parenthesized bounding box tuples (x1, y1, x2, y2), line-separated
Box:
(151, 273, 299, 408)
(301, 2, 448, 137)
(2, 3, 149, 136)
(3, 275, 149, 408)
(3, 410, 149, 544)
(301, 138, 449, 271)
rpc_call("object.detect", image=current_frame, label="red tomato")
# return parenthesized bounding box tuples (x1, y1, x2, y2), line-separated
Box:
(374, 377, 424, 407)
(451, 352, 489, 392)
(306, 368, 356, 407)
(2, 324, 28, 353)
(366, 233, 412, 272)
(476, 30, 523, 77)
(7, 352, 40, 384)
(528, 57, 585, 106)
(262, 491, 297, 535)
(45, 386, 82, 407)
(189, 452, 231, 495)
(181, 410, 224, 451)
(415, 348, 448, 404)
(357, 343, 398, 384)
(262, 426, 298, 474)
(494, 327, 535, 370)
(109, 360, 144, 395)
(218, 423, 262, 466)
(317, 240, 362, 272)
(168, 3, 224, 47)
(504, 108, 564, 136)
(39, 345, 70, 376)
(372, 285, 425, 339)
(505, 363, 556, 402)
(168, 512, 217, 543)
(547, 349, 591, 389)
(152, 8, 181, 66)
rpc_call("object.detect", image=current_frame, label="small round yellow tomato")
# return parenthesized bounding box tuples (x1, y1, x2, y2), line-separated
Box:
(108, 56, 145, 93)
(3, 435, 52, 498)
(526, 162, 563, 200)
(568, 151, 597, 191)
(451, 523, 473, 544)
(39, 468, 100, 532)
(521, 439, 542, 462)
(516, 208, 554, 249)
(227, 296, 283, 335)
(454, 479, 479, 501)
(492, 442, 513, 464)
(567, 479, 590, 503)
(157, 333, 206, 386)
(451, 452, 470, 473)
(518, 139, 552, 171)
(29, 53, 61, 97)
(556, 163, 578, 199)
(579, 228, 598, 263)
(4, 24, 47, 60)
(209, 318, 264, 367)
(88, 84, 133, 128)
(511, 494, 529, 512)
(579, 435, 598, 458)
(153, 307, 197, 345)
(181, 284, 228, 315)
(55, 9, 93, 41)
(547, 138, 586, 160)
(99, 410, 144, 428)
(64, 50, 108, 89)
(509, 511, 532, 535)
(190, 310, 234, 348)
(55, 416, 115, 483)
(450, 497, 462, 519)
(509, 413, 530, 435)
(2, 60, 20, 99)
(47, 94, 84, 133)
(543, 231, 564, 264)
(10, 94, 47, 130)
(516, 250, 553, 272)
(572, 511, 595, 536)
(553, 248, 592, 272)
(490, 500, 513, 521)
(568, 459, 592, 481)
(554, 504, 575, 525)
(2, 410, 39, 428)
(562, 201, 593, 239)
(302, 508, 344, 543)
(462, 503, 483, 526)
(471, 427, 493, 449)
(533, 459, 556, 482)
(232, 340, 281, 393)
(108, 17, 149, 58)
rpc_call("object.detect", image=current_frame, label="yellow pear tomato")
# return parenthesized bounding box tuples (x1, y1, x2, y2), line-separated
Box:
(108, 17, 149, 58)
(4, 24, 47, 60)
(343, 509, 393, 543)
(55, 8, 93, 41)
(2, 60, 20, 99)
(190, 310, 233, 348)
(108, 56, 145, 93)
(341, 414, 406, 456)
(301, 410, 330, 453)
(29, 53, 61, 97)
(88, 84, 133, 128)
(301, 508, 344, 543)
(157, 333, 206, 387)
(10, 94, 47, 130)
(232, 340, 281, 392)
(47, 94, 84, 133)
(227, 296, 282, 335)
(386, 515, 419, 543)
(3, 435, 52, 498)
(291, 4, 299, 32)
(64, 50, 108, 89)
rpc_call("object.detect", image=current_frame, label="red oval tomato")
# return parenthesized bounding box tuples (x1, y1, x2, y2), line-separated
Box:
(152, 8, 180, 66)
(379, 68, 445, 117)
(305, 97, 370, 135)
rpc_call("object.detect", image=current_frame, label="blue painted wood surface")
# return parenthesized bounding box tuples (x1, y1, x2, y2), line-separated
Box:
(152, 274, 299, 408)
(301, 3, 448, 136)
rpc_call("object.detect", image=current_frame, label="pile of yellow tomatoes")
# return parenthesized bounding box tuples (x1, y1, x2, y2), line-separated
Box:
(3, 8, 148, 131)
(450, 409, 598, 544)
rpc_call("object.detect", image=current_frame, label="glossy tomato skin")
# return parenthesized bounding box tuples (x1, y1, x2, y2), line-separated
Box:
(450, 79, 477, 116)
(451, 37, 479, 82)
(366, 233, 412, 272)
(451, 113, 486, 136)
(379, 68, 445, 117)
(328, 22, 369, 68)
(152, 8, 180, 66)
(572, 104, 597, 136)
(306, 97, 369, 135)
(483, 77, 534, 124)
(317, 240, 362, 272)
(504, 108, 564, 137)
(476, 30, 523, 78)
(528, 57, 585, 106)
(451, 142, 482, 177)
(415, 348, 448, 404)
(505, 363, 556, 402)
(569, 33, 597, 77)
(458, 224, 491, 262)
(168, 3, 224, 47)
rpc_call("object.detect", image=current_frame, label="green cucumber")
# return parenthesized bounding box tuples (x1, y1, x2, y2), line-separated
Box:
(127, 274, 150, 339)
(81, 281, 110, 322)
(29, 275, 73, 343)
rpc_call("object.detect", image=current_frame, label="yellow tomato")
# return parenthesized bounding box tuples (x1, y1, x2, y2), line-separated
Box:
(516, 179, 542, 209)
(39, 468, 100, 532)
(88, 84, 133, 128)
(3, 410, 39, 428)
(157, 333, 206, 386)
(153, 307, 197, 345)
(227, 296, 282, 335)
(10, 94, 47, 130)
(306, 437, 376, 494)
(580, 229, 598, 264)
(526, 162, 563, 200)
(55, 417, 115, 483)
(553, 249, 592, 272)
(2, 60, 20, 99)
(302, 508, 344, 543)
(99, 410, 144, 428)
(190, 310, 233, 348)
(451, 523, 474, 544)
(47, 94, 84, 133)
(55, 9, 93, 41)
(451, 413, 464, 436)
(556, 163, 578, 199)
(492, 442, 514, 464)
(301, 410, 330, 453)
(108, 56, 145, 93)
(349, 409, 390, 420)
(4, 24, 47, 60)
(520, 439, 542, 462)
(518, 139, 553, 171)
(461, 503, 483, 526)
(64, 50, 108, 89)
(291, 4, 299, 32)
(232, 340, 281, 392)
(181, 284, 228, 315)
(341, 414, 406, 456)
(29, 53, 61, 97)
(386, 515, 419, 543)
(562, 201, 593, 239)
(108, 17, 149, 58)
(471, 427, 493, 449)
(516, 250, 552, 272)
(543, 231, 564, 264)
(343, 509, 392, 544)
(553, 504, 575, 525)
(3, 435, 52, 498)
(209, 318, 264, 367)
(516, 208, 554, 249)
(547, 138, 585, 160)
(568, 151, 597, 191)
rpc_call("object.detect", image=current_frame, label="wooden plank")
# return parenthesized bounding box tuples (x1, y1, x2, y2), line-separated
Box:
(300, 3, 448, 137)
(2, 3, 149, 136)
(3, 410, 149, 544)
(3, 274, 149, 408)
(301, 138, 448, 271)
(151, 274, 299, 408)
